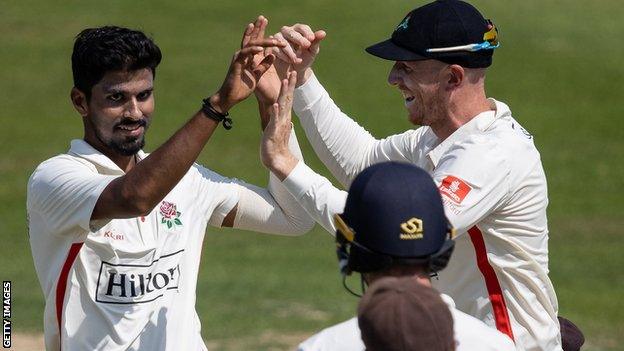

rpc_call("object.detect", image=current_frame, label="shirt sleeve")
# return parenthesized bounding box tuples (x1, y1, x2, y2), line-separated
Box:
(282, 161, 348, 234)
(297, 318, 364, 351)
(293, 73, 423, 188)
(27, 156, 118, 236)
(195, 127, 315, 235)
(190, 164, 241, 227)
(432, 137, 511, 235)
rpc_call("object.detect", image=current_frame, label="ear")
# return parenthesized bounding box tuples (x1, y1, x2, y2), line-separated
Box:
(70, 87, 89, 117)
(445, 64, 465, 90)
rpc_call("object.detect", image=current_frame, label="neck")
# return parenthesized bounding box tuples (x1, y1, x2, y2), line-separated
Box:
(83, 134, 136, 172)
(366, 272, 432, 287)
(417, 275, 433, 287)
(431, 88, 492, 141)
(109, 153, 136, 173)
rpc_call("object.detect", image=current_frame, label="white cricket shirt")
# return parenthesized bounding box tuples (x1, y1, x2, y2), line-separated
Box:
(283, 74, 562, 351)
(27, 140, 241, 351)
(297, 294, 516, 351)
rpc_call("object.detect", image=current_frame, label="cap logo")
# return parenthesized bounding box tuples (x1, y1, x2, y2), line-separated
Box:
(396, 15, 410, 31)
(400, 217, 423, 240)
(439, 175, 472, 204)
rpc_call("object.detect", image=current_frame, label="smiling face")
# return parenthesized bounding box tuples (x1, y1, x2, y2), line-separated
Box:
(387, 60, 449, 127)
(73, 68, 154, 159)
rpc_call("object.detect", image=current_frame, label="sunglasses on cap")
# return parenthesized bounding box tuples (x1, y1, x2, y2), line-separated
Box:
(426, 19, 500, 53)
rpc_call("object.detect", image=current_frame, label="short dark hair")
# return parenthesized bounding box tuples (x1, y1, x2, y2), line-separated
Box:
(71, 26, 162, 98)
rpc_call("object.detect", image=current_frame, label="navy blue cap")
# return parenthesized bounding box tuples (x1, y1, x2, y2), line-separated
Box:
(342, 162, 450, 259)
(365, 0, 498, 68)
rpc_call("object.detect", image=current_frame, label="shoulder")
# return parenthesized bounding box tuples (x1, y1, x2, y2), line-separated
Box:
(32, 153, 96, 174)
(298, 318, 364, 351)
(438, 294, 514, 350)
(439, 133, 510, 185)
(382, 126, 432, 160)
(186, 163, 240, 187)
(392, 126, 430, 143)
(182, 164, 241, 214)
(440, 107, 539, 172)
(450, 308, 516, 350)
(28, 154, 96, 192)
(485, 99, 541, 155)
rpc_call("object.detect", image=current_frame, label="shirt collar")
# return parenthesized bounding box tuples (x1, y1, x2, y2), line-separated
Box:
(67, 139, 147, 174)
(426, 98, 510, 168)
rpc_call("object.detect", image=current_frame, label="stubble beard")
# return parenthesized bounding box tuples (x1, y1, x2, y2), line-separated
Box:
(95, 127, 146, 156)
(417, 90, 446, 128)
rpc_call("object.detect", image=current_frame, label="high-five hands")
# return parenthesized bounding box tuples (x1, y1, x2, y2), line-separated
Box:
(211, 16, 285, 114)
(261, 71, 300, 180)
(256, 24, 326, 107)
(271, 24, 326, 83)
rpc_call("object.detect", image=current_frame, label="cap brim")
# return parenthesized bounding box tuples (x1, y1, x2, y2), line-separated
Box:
(365, 39, 428, 61)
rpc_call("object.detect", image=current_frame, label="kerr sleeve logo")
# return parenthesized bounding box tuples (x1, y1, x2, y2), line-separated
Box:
(439, 175, 472, 204)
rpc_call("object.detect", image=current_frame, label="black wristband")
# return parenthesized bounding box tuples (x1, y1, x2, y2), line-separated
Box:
(201, 98, 233, 130)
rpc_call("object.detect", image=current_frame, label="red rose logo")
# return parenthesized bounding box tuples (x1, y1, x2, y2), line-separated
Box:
(160, 201, 177, 219)
(159, 201, 183, 230)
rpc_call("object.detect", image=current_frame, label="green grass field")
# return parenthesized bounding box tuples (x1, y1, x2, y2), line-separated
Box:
(1, 1, 623, 350)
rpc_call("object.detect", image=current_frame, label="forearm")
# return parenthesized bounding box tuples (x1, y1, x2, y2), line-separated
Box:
(294, 74, 419, 188)
(232, 179, 314, 236)
(257, 99, 272, 130)
(295, 67, 315, 88)
(264, 128, 313, 230)
(236, 161, 343, 236)
(293, 73, 384, 188)
(281, 161, 347, 234)
(125, 111, 219, 206)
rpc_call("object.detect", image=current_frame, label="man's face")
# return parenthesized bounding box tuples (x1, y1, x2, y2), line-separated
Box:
(387, 60, 448, 126)
(82, 68, 154, 156)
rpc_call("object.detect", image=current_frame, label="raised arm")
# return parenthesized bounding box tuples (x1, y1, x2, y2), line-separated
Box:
(259, 71, 347, 234)
(92, 17, 284, 220)
(224, 126, 316, 235)
(257, 24, 420, 188)
(293, 74, 420, 188)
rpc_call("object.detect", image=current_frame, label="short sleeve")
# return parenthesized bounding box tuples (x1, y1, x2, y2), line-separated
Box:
(27, 156, 118, 235)
(189, 164, 241, 226)
(432, 137, 510, 234)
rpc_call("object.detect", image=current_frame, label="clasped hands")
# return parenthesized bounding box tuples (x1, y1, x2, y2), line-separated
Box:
(211, 16, 325, 179)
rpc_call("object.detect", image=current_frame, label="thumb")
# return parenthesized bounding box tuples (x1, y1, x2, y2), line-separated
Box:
(309, 30, 326, 55)
(252, 54, 276, 79)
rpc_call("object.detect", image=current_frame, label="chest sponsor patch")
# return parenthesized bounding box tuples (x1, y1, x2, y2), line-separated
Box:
(439, 175, 472, 204)
(95, 249, 183, 304)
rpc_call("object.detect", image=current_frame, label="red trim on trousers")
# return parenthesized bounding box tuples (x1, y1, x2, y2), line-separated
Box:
(467, 226, 515, 341)
(55, 242, 84, 349)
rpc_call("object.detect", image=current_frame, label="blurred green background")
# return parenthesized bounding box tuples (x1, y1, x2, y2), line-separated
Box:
(1, 1, 623, 350)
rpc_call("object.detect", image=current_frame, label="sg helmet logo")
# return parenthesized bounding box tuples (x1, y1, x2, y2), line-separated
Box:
(400, 217, 423, 240)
